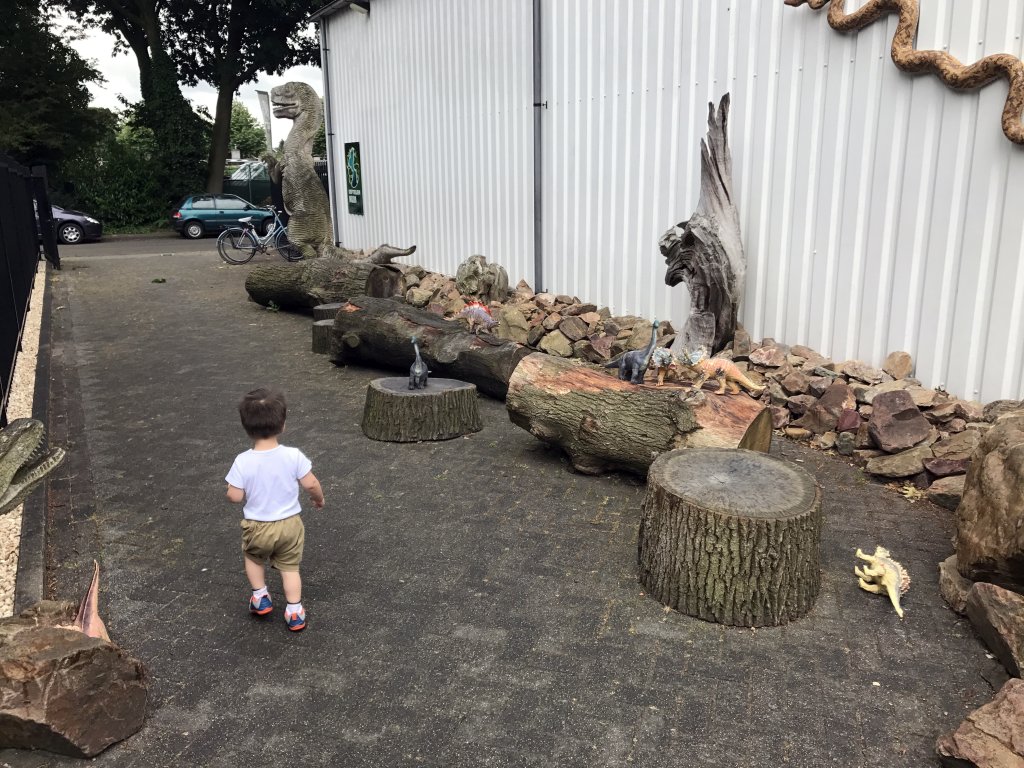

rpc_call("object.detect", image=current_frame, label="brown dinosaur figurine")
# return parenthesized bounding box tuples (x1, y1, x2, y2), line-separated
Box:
(679, 347, 765, 395)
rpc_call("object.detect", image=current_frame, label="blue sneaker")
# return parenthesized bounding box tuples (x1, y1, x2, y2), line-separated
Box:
(285, 606, 306, 632)
(249, 593, 273, 616)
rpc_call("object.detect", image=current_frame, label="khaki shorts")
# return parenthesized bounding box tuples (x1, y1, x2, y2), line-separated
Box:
(240, 515, 304, 572)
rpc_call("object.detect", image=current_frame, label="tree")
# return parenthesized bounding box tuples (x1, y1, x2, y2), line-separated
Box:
(230, 101, 267, 158)
(0, 2, 107, 173)
(164, 0, 319, 191)
(58, 0, 210, 204)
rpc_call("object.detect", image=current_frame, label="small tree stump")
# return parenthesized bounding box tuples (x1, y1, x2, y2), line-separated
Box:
(361, 378, 482, 442)
(312, 320, 333, 354)
(638, 448, 822, 627)
(313, 302, 344, 321)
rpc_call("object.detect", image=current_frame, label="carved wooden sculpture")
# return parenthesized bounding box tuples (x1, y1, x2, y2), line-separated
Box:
(659, 94, 745, 356)
(785, 0, 1024, 145)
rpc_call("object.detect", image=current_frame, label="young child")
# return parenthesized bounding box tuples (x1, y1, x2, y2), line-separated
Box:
(225, 388, 324, 632)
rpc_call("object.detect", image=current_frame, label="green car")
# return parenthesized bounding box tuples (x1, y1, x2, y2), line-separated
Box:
(170, 194, 274, 239)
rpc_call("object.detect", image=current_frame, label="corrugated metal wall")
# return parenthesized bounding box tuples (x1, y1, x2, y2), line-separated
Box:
(324, 0, 1024, 403)
(322, 0, 534, 286)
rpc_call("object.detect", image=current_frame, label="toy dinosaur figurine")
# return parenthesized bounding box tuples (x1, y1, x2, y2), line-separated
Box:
(409, 337, 429, 389)
(649, 347, 677, 386)
(457, 301, 496, 335)
(0, 418, 65, 517)
(855, 547, 911, 618)
(679, 346, 765, 395)
(605, 321, 660, 384)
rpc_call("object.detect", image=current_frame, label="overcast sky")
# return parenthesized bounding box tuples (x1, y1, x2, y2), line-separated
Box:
(58, 13, 323, 152)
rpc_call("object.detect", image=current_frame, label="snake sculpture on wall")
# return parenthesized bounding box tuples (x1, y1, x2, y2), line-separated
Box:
(785, 0, 1024, 145)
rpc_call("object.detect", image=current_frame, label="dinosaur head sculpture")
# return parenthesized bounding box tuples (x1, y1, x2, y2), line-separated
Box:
(0, 418, 65, 517)
(270, 82, 322, 123)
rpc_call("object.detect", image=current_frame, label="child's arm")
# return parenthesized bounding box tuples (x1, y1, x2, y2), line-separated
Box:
(299, 471, 325, 509)
(226, 484, 245, 503)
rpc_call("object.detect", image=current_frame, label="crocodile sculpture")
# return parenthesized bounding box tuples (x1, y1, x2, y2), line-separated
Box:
(0, 418, 65, 517)
(605, 321, 660, 384)
(785, 0, 1024, 145)
(269, 82, 417, 263)
(409, 337, 429, 390)
(855, 546, 911, 618)
(680, 346, 765, 396)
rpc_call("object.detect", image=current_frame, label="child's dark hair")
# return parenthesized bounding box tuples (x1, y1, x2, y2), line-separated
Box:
(238, 388, 287, 439)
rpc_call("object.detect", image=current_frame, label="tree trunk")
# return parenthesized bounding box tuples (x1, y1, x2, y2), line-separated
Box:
(331, 297, 532, 400)
(245, 259, 401, 310)
(505, 353, 771, 475)
(205, 84, 237, 193)
(361, 378, 482, 442)
(638, 448, 822, 627)
(311, 320, 333, 354)
(313, 302, 344, 321)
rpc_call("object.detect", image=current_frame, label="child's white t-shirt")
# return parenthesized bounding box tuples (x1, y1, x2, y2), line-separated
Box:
(225, 445, 312, 522)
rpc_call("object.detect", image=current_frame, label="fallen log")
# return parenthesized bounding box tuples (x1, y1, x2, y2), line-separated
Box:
(245, 258, 402, 310)
(505, 352, 771, 475)
(331, 296, 532, 400)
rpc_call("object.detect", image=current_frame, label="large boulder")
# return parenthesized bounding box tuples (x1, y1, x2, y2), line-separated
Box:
(868, 390, 933, 453)
(936, 679, 1024, 767)
(0, 601, 148, 757)
(956, 414, 1024, 592)
(966, 583, 1024, 678)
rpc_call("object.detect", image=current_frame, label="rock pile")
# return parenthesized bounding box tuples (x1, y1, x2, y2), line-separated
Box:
(400, 263, 675, 364)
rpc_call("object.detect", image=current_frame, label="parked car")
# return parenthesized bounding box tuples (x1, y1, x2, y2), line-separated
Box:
(51, 205, 103, 245)
(170, 194, 274, 239)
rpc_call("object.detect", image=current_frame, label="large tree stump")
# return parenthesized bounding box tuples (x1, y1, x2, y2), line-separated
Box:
(638, 448, 822, 627)
(311, 320, 333, 354)
(361, 378, 482, 441)
(332, 296, 532, 400)
(505, 352, 771, 475)
(245, 258, 401, 310)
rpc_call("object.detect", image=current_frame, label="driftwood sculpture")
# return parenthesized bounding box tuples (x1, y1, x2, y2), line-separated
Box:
(660, 94, 745, 355)
(266, 81, 416, 262)
(785, 0, 1024, 145)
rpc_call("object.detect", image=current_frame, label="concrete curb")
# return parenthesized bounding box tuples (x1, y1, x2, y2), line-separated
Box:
(14, 262, 54, 614)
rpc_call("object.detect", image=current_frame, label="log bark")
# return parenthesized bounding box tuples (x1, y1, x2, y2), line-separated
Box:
(311, 320, 333, 354)
(332, 296, 532, 400)
(505, 352, 771, 475)
(638, 448, 822, 627)
(361, 378, 482, 442)
(245, 259, 401, 310)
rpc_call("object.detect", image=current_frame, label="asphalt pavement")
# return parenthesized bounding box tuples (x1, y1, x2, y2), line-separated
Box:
(0, 235, 1004, 767)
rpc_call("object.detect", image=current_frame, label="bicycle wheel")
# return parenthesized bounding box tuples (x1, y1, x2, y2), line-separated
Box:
(218, 228, 257, 264)
(274, 228, 304, 262)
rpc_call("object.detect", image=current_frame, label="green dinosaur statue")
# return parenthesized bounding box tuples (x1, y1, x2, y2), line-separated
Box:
(0, 418, 65, 517)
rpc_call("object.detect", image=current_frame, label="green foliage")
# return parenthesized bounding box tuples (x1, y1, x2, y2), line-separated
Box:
(230, 101, 267, 158)
(0, 2, 106, 172)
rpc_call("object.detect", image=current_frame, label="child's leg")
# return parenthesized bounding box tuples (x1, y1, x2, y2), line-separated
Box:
(281, 570, 302, 604)
(244, 556, 267, 590)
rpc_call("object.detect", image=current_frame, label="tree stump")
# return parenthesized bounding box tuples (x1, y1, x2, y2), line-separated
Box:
(361, 378, 482, 442)
(638, 448, 822, 626)
(506, 352, 771, 475)
(312, 320, 333, 354)
(245, 259, 402, 310)
(313, 302, 344, 321)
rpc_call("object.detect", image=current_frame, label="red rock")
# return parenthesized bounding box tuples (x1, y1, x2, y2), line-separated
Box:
(933, 430, 983, 461)
(786, 395, 818, 417)
(792, 380, 856, 435)
(749, 345, 788, 367)
(836, 409, 861, 433)
(928, 475, 966, 510)
(882, 350, 914, 379)
(780, 370, 811, 396)
(558, 316, 589, 342)
(770, 405, 790, 429)
(923, 457, 970, 477)
(965, 583, 1024, 677)
(936, 679, 1024, 767)
(868, 390, 933, 453)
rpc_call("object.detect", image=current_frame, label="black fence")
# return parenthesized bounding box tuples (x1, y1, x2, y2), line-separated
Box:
(0, 155, 58, 424)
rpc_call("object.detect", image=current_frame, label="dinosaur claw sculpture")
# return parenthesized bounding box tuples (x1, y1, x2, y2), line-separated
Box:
(855, 546, 911, 618)
(74, 560, 110, 642)
(364, 244, 417, 265)
(0, 418, 65, 517)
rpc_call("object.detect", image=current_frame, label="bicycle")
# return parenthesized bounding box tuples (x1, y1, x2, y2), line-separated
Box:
(217, 206, 303, 265)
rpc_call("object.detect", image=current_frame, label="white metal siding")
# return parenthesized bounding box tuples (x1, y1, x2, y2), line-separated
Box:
(323, 0, 1024, 402)
(322, 1, 534, 285)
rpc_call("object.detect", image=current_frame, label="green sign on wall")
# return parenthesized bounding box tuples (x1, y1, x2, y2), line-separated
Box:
(344, 142, 363, 215)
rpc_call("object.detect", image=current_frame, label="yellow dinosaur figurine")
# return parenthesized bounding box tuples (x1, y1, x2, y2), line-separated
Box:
(855, 547, 911, 618)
